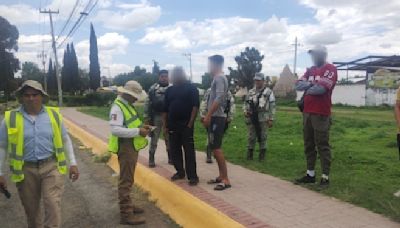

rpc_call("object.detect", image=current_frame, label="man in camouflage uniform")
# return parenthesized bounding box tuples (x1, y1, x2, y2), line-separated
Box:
(200, 88, 235, 163)
(244, 73, 276, 161)
(144, 70, 172, 167)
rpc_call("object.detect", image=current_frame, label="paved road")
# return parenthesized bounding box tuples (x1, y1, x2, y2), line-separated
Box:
(0, 136, 178, 228)
(62, 107, 400, 228)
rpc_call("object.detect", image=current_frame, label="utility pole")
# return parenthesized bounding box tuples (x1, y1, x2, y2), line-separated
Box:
(183, 53, 193, 81)
(292, 37, 300, 76)
(40, 9, 63, 106)
(37, 49, 47, 91)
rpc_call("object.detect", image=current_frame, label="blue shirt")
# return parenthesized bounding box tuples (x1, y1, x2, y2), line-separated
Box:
(0, 106, 67, 162)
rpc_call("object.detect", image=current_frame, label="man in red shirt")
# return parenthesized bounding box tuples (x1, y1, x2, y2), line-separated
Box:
(295, 45, 337, 187)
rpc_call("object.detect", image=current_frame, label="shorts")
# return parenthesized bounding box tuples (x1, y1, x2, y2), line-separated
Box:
(208, 117, 226, 150)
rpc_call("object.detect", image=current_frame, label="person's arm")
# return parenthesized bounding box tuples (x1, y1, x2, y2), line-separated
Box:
(296, 68, 312, 91)
(0, 120, 7, 177)
(143, 86, 153, 123)
(109, 105, 141, 138)
(306, 66, 337, 96)
(188, 86, 199, 128)
(162, 88, 170, 130)
(61, 123, 79, 181)
(395, 90, 400, 130)
(205, 77, 226, 119)
(268, 92, 276, 121)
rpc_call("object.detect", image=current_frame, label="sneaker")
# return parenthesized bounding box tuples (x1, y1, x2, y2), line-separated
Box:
(188, 178, 199, 186)
(170, 173, 185, 181)
(206, 158, 213, 163)
(319, 178, 329, 187)
(294, 174, 316, 185)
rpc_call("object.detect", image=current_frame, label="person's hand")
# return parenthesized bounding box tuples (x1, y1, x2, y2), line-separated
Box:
(203, 115, 211, 128)
(200, 117, 205, 123)
(139, 128, 150, 137)
(244, 112, 251, 118)
(267, 120, 273, 128)
(0, 176, 7, 190)
(187, 121, 194, 129)
(69, 166, 79, 182)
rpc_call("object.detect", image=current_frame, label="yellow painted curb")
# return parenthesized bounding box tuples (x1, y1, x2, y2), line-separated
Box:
(64, 118, 244, 228)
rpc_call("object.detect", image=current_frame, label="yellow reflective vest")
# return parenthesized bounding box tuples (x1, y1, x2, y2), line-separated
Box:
(108, 98, 148, 153)
(4, 107, 67, 183)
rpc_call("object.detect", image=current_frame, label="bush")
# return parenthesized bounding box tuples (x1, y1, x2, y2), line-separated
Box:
(50, 92, 117, 107)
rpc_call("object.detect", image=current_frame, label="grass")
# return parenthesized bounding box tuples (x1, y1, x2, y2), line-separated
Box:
(78, 104, 400, 221)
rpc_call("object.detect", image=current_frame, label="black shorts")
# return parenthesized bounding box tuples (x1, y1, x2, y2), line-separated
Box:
(208, 117, 226, 150)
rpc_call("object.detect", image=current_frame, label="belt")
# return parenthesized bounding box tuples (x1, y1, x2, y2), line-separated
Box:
(24, 156, 55, 167)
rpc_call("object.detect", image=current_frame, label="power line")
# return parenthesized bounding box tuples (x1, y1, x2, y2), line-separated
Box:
(56, 0, 80, 42)
(56, 0, 98, 49)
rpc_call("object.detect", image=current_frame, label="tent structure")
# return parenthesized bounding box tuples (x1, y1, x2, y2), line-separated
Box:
(273, 64, 297, 98)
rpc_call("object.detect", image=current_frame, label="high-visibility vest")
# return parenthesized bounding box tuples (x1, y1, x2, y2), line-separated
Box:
(108, 99, 148, 153)
(4, 107, 67, 183)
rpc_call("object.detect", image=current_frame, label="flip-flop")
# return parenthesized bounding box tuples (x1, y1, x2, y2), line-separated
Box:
(214, 183, 232, 191)
(207, 178, 222, 184)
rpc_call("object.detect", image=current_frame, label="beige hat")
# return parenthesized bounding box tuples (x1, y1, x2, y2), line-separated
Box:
(117, 80, 146, 101)
(16, 80, 48, 97)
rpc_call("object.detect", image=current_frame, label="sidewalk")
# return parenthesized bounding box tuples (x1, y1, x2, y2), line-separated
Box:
(62, 107, 399, 228)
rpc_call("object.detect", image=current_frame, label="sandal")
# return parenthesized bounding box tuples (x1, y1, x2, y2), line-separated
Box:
(207, 178, 222, 185)
(214, 183, 232, 191)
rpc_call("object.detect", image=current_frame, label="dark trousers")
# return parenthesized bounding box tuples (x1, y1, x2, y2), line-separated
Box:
(303, 113, 332, 175)
(169, 125, 198, 180)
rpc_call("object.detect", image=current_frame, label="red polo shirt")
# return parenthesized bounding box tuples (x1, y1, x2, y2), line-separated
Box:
(299, 63, 337, 116)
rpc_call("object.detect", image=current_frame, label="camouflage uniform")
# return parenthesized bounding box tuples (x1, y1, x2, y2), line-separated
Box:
(200, 88, 236, 163)
(144, 83, 171, 165)
(243, 81, 276, 161)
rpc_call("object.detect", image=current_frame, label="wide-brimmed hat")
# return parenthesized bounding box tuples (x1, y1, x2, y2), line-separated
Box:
(117, 80, 146, 101)
(16, 80, 48, 97)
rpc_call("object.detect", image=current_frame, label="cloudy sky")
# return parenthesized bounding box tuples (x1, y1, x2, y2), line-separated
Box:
(1, 0, 400, 81)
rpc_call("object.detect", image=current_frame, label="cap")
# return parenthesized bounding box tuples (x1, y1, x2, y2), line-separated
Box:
(254, 73, 265, 81)
(308, 45, 327, 55)
(117, 80, 147, 101)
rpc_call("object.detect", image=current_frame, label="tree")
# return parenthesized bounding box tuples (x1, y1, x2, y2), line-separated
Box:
(61, 44, 71, 92)
(89, 23, 101, 91)
(69, 43, 80, 93)
(47, 58, 57, 95)
(201, 72, 212, 89)
(113, 66, 157, 92)
(21, 62, 44, 84)
(0, 16, 20, 99)
(229, 47, 264, 89)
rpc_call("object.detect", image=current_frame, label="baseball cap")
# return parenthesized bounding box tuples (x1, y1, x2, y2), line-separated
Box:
(254, 73, 265, 81)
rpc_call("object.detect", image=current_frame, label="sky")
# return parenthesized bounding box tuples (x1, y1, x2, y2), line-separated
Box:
(1, 0, 400, 82)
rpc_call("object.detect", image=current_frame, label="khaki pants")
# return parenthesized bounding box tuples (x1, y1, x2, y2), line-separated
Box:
(303, 113, 332, 175)
(16, 160, 65, 228)
(118, 139, 139, 216)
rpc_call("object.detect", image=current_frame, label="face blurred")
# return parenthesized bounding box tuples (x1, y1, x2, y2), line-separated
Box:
(22, 87, 43, 110)
(255, 80, 264, 89)
(311, 52, 327, 67)
(159, 73, 169, 85)
(171, 70, 186, 84)
(208, 61, 222, 76)
(121, 93, 137, 104)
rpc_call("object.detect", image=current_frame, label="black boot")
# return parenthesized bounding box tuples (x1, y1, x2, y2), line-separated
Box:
(149, 154, 155, 168)
(247, 149, 254, 160)
(259, 149, 266, 161)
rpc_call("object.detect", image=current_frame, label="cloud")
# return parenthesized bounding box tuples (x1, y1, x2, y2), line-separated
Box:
(94, 1, 161, 31)
(306, 30, 342, 45)
(139, 16, 288, 51)
(75, 32, 130, 77)
(0, 4, 40, 25)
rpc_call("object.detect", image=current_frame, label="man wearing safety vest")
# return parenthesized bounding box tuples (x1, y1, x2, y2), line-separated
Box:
(108, 80, 151, 225)
(0, 80, 79, 228)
